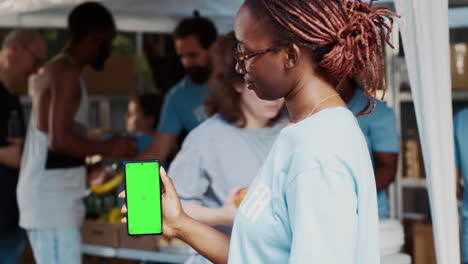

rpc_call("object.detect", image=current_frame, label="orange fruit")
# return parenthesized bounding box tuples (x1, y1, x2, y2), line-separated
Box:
(234, 188, 248, 207)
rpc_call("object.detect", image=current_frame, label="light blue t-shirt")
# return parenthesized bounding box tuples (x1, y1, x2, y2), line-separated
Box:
(348, 88, 400, 219)
(229, 107, 380, 264)
(454, 107, 468, 261)
(158, 77, 209, 135)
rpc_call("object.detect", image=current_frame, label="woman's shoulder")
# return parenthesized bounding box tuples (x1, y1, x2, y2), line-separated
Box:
(275, 107, 364, 157)
(185, 114, 234, 140)
(196, 114, 232, 130)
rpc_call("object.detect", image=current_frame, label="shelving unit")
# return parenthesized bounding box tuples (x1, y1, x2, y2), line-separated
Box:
(400, 178, 427, 189)
(394, 88, 468, 218)
(380, 2, 468, 220)
(390, 55, 468, 219)
(399, 90, 468, 103)
(82, 244, 190, 263)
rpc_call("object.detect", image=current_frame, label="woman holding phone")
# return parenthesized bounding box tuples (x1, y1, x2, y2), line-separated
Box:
(121, 0, 397, 263)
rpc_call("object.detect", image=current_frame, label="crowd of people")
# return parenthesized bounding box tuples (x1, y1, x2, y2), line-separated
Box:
(3, 0, 466, 264)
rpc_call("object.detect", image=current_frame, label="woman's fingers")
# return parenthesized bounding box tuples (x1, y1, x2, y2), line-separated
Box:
(160, 166, 176, 197)
(119, 192, 127, 224)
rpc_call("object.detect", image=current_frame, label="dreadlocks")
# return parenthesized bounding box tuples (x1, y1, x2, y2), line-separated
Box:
(246, 0, 398, 115)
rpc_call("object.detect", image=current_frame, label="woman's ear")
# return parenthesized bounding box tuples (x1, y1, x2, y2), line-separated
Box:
(284, 43, 301, 69)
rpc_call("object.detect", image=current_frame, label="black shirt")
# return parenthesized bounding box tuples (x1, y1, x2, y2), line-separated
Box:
(0, 81, 26, 233)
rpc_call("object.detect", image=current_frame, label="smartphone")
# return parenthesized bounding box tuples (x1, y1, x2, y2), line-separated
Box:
(124, 160, 162, 236)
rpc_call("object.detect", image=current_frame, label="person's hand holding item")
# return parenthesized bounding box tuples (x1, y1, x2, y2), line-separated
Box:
(234, 187, 248, 207)
(120, 166, 189, 238)
(86, 164, 110, 185)
(219, 187, 241, 225)
(109, 136, 137, 158)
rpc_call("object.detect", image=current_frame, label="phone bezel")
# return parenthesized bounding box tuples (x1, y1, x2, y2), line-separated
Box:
(123, 159, 163, 236)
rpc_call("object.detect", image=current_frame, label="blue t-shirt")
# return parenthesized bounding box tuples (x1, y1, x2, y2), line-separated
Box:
(104, 133, 153, 154)
(122, 133, 152, 154)
(157, 77, 209, 135)
(454, 107, 468, 261)
(229, 107, 380, 264)
(347, 88, 400, 219)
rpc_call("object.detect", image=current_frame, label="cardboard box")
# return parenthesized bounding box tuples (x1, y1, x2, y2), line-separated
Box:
(450, 43, 468, 90)
(83, 55, 136, 94)
(118, 224, 159, 251)
(403, 139, 425, 179)
(82, 219, 120, 248)
(413, 223, 436, 264)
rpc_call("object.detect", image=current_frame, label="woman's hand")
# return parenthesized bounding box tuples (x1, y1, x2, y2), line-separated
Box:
(119, 166, 190, 238)
(219, 187, 240, 226)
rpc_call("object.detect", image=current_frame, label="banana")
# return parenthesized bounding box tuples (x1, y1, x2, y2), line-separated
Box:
(90, 172, 124, 195)
(108, 207, 124, 224)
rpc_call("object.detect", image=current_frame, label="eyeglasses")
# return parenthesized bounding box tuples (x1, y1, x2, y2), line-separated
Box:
(234, 43, 279, 73)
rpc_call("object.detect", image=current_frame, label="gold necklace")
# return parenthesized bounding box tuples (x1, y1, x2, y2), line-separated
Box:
(307, 93, 340, 117)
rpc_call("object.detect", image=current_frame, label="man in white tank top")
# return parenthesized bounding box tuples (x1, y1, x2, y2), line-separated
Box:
(16, 3, 137, 264)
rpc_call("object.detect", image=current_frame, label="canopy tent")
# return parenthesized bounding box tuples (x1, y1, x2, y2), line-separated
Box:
(0, 0, 243, 33)
(0, 0, 468, 34)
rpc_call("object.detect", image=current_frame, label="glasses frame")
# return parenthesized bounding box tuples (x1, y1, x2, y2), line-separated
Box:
(234, 44, 280, 72)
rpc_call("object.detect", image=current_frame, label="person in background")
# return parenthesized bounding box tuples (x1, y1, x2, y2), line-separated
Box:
(121, 0, 398, 263)
(339, 78, 399, 219)
(87, 93, 161, 193)
(454, 107, 468, 264)
(137, 12, 218, 165)
(16, 3, 136, 264)
(89, 93, 161, 154)
(88, 93, 161, 181)
(0, 29, 46, 264)
(123, 93, 161, 153)
(169, 32, 286, 264)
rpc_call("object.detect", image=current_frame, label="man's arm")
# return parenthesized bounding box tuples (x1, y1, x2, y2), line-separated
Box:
(137, 87, 183, 162)
(136, 132, 178, 162)
(368, 104, 400, 191)
(0, 138, 23, 168)
(48, 65, 134, 158)
(374, 152, 398, 191)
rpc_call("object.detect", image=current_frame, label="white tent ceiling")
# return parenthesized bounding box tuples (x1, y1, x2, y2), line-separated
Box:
(0, 0, 244, 33)
(0, 0, 467, 33)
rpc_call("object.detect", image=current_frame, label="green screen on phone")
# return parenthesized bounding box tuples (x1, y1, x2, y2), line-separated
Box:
(124, 160, 162, 235)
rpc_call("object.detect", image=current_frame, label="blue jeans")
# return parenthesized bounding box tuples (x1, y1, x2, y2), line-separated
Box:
(26, 228, 81, 264)
(0, 229, 26, 264)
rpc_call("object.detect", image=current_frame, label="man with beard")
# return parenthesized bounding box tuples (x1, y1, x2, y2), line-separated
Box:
(138, 13, 217, 164)
(16, 3, 136, 264)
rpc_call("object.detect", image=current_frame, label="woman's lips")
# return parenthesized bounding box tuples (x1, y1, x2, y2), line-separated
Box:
(265, 105, 280, 111)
